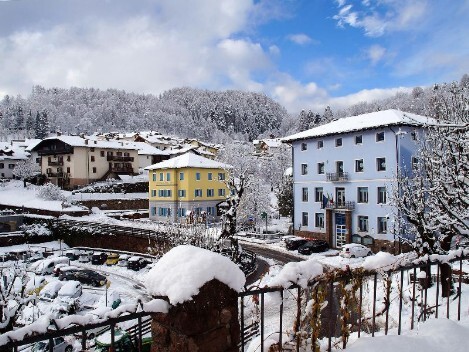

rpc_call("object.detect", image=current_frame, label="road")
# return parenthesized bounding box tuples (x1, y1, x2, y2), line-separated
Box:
(241, 242, 303, 264)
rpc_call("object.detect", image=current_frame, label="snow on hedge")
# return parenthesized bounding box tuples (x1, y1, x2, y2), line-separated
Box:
(362, 251, 399, 271)
(144, 245, 245, 304)
(266, 259, 323, 288)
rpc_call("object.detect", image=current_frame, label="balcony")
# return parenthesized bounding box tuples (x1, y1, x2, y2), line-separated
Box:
(107, 155, 134, 162)
(324, 201, 355, 210)
(46, 171, 68, 178)
(48, 160, 64, 166)
(110, 165, 134, 173)
(38, 146, 73, 156)
(326, 172, 349, 182)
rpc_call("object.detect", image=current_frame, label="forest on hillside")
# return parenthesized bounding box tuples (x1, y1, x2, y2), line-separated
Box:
(0, 74, 467, 143)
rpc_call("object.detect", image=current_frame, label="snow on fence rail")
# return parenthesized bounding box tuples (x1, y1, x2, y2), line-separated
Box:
(239, 249, 469, 352)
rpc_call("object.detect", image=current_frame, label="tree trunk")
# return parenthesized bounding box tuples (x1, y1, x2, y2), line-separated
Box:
(440, 263, 454, 297)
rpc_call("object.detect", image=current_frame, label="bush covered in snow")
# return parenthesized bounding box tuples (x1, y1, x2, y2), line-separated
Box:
(20, 223, 52, 238)
(37, 183, 66, 201)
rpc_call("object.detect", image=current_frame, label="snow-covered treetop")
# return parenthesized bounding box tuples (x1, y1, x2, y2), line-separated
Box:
(144, 152, 232, 171)
(144, 245, 245, 305)
(282, 109, 438, 142)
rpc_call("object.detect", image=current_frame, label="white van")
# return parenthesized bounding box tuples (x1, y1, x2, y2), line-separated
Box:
(32, 256, 70, 275)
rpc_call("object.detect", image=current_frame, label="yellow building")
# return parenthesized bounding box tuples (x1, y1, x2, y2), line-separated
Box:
(145, 152, 232, 223)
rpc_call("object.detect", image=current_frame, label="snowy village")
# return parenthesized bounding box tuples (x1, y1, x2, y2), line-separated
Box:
(0, 1, 468, 352)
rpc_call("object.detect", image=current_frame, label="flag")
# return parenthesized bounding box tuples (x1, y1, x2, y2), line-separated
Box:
(322, 194, 328, 209)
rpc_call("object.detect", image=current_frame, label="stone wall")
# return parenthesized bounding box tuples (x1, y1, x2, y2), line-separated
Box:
(77, 198, 148, 211)
(151, 279, 240, 352)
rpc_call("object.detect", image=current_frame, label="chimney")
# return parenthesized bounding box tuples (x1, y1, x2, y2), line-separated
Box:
(94, 140, 97, 145)
(85, 139, 88, 145)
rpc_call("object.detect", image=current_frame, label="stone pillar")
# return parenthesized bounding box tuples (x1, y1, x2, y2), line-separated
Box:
(345, 211, 352, 244)
(325, 208, 333, 246)
(151, 279, 240, 352)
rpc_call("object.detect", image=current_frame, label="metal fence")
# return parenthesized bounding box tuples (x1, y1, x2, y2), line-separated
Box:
(238, 252, 469, 351)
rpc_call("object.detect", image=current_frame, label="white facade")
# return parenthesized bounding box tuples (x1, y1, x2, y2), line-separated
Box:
(283, 110, 433, 249)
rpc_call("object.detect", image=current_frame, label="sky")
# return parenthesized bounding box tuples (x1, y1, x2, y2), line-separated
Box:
(0, 0, 468, 114)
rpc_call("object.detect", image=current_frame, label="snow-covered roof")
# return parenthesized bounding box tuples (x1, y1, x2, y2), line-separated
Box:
(262, 138, 282, 148)
(124, 141, 169, 156)
(34, 136, 139, 151)
(145, 152, 231, 170)
(282, 109, 437, 142)
(0, 143, 29, 161)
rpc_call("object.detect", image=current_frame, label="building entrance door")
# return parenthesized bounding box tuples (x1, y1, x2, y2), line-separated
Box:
(335, 212, 347, 247)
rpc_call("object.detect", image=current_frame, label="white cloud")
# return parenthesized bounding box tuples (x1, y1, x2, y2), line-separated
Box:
(366, 45, 387, 65)
(333, 0, 428, 37)
(287, 33, 315, 45)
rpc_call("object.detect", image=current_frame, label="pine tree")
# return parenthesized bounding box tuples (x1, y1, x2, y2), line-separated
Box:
(35, 111, 49, 139)
(277, 175, 293, 218)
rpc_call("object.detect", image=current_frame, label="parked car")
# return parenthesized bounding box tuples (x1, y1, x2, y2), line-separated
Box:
(32, 256, 70, 275)
(26, 276, 48, 296)
(127, 256, 149, 271)
(95, 329, 136, 352)
(57, 280, 82, 314)
(340, 243, 373, 258)
(53, 264, 80, 277)
(117, 254, 130, 267)
(0, 252, 16, 262)
(78, 250, 93, 263)
(298, 240, 330, 255)
(105, 253, 120, 266)
(32, 337, 73, 352)
(92, 252, 108, 265)
(60, 269, 107, 287)
(65, 249, 81, 261)
(39, 281, 63, 301)
(285, 237, 309, 251)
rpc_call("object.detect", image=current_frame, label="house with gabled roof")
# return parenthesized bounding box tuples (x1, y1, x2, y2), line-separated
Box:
(0, 143, 29, 179)
(282, 109, 436, 252)
(31, 135, 139, 189)
(145, 153, 231, 223)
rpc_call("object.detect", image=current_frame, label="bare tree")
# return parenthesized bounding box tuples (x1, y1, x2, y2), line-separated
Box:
(12, 159, 40, 188)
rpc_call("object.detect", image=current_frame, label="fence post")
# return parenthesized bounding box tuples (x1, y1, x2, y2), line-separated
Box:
(151, 279, 240, 352)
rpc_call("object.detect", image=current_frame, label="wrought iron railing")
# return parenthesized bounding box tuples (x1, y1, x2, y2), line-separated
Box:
(326, 172, 349, 182)
(324, 200, 355, 210)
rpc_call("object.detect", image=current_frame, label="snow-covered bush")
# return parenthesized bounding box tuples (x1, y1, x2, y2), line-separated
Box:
(37, 183, 66, 201)
(20, 223, 52, 237)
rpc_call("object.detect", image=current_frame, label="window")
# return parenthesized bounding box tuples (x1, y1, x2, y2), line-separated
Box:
(335, 138, 343, 147)
(90, 147, 95, 152)
(302, 212, 309, 226)
(0, 163, 3, 169)
(100, 151, 105, 157)
(196, 172, 201, 181)
(166, 172, 171, 181)
(208, 172, 212, 180)
(357, 187, 368, 203)
(355, 159, 364, 172)
(218, 172, 225, 181)
(207, 207, 216, 216)
(317, 140, 324, 149)
(218, 188, 226, 197)
(90, 155, 95, 162)
(376, 131, 385, 142)
(195, 189, 202, 197)
(377, 157, 386, 171)
(411, 131, 418, 140)
(358, 216, 369, 232)
(355, 135, 363, 144)
(315, 213, 324, 228)
(317, 162, 324, 174)
(336, 161, 344, 173)
(66, 167, 70, 173)
(207, 189, 214, 197)
(315, 187, 323, 202)
(411, 157, 419, 170)
(36, 157, 41, 164)
(92, 167, 97, 173)
(151, 207, 156, 216)
(152, 173, 156, 182)
(378, 217, 387, 233)
(158, 189, 172, 197)
(158, 208, 171, 217)
(178, 190, 186, 197)
(301, 142, 307, 151)
(124, 152, 130, 157)
(178, 208, 186, 217)
(107, 151, 113, 156)
(377, 187, 387, 204)
(151, 190, 156, 197)
(159, 173, 164, 181)
(179, 172, 184, 181)
(67, 156, 71, 161)
(117, 151, 122, 156)
(302, 187, 308, 202)
(301, 164, 308, 175)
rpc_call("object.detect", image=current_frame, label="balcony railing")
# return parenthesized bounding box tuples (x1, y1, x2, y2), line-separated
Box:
(48, 160, 64, 166)
(47, 171, 68, 178)
(110, 166, 134, 173)
(324, 200, 355, 210)
(107, 155, 134, 162)
(326, 172, 349, 182)
(38, 147, 73, 156)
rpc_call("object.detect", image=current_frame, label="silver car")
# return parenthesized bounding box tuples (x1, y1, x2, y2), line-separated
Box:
(32, 337, 72, 352)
